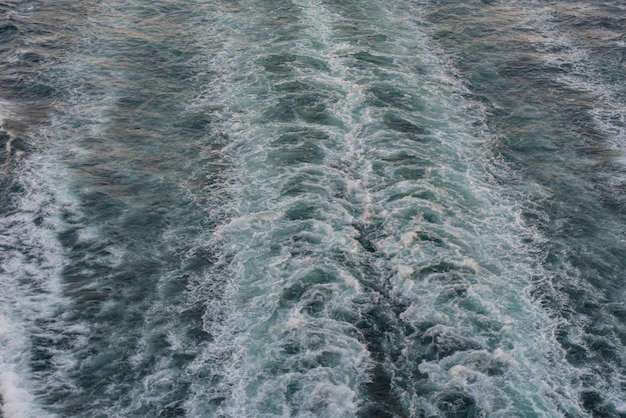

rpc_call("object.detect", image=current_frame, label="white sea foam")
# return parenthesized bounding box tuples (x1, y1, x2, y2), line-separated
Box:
(0, 314, 31, 418)
(2, 0, 620, 416)
(179, 0, 587, 414)
(0, 370, 31, 418)
(0, 149, 84, 417)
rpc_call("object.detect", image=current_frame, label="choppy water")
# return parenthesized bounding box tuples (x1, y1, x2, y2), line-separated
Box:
(1, 0, 625, 417)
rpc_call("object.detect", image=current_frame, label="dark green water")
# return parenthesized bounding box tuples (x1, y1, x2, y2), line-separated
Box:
(1, 0, 625, 417)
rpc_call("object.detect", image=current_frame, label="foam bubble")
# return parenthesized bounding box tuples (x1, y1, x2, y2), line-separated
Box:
(0, 371, 32, 418)
(4, 0, 617, 416)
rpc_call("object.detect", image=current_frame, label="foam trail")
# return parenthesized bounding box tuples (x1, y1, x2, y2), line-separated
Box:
(1, 1, 244, 416)
(0, 155, 77, 418)
(180, 0, 589, 415)
(1, 0, 624, 416)
(0, 316, 32, 418)
(417, 0, 626, 415)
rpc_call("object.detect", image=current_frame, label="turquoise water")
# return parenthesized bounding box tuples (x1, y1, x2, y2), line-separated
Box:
(1, 0, 625, 417)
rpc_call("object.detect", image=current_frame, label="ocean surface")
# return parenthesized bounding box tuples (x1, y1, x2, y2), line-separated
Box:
(1, 0, 625, 417)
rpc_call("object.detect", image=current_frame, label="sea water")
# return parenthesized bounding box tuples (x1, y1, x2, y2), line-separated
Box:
(0, 0, 625, 417)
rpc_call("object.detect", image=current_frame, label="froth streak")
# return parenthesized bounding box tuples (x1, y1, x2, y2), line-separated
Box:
(419, 0, 626, 415)
(0, 313, 27, 418)
(2, 0, 624, 416)
(187, 0, 584, 415)
(0, 370, 30, 418)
